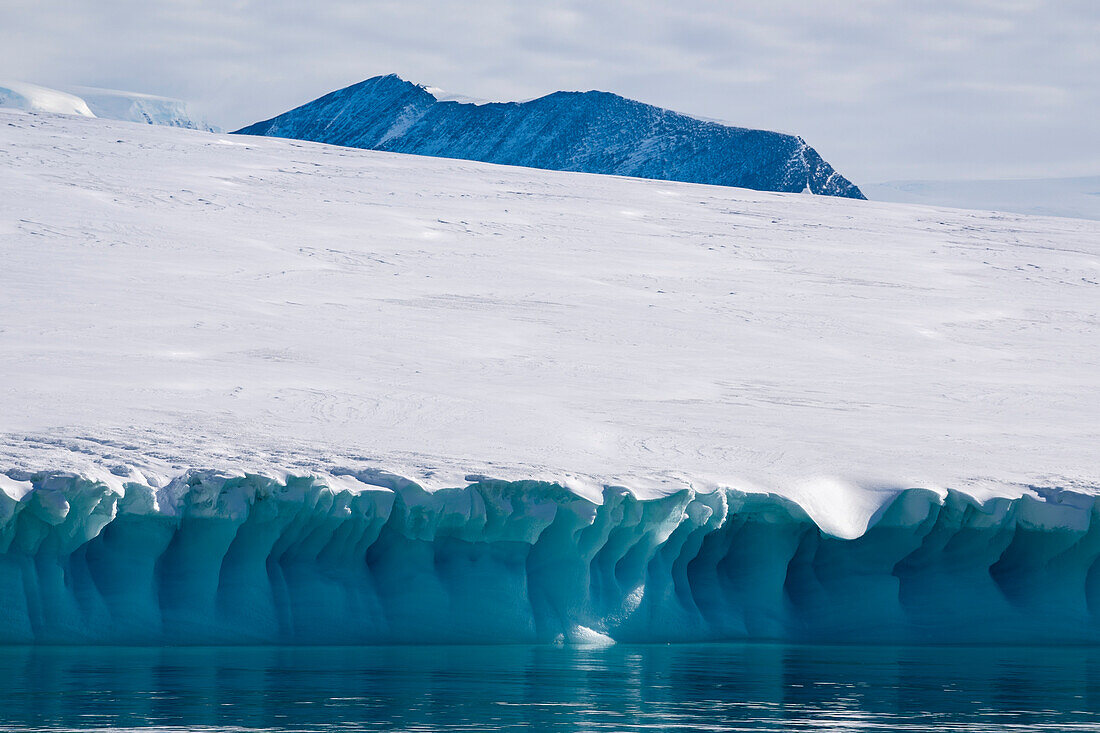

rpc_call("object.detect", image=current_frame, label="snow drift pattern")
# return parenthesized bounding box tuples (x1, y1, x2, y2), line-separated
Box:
(235, 74, 864, 198)
(3, 470, 1099, 645)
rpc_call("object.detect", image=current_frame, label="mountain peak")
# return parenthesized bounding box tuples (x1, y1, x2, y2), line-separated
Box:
(236, 76, 864, 199)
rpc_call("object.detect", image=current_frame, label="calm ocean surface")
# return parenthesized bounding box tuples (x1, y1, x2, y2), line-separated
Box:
(1, 643, 1098, 732)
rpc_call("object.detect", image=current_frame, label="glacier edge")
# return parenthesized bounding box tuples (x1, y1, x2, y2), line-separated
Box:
(2, 468, 1100, 645)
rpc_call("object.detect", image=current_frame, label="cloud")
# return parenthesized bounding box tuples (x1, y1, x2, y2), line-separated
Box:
(1, 0, 1097, 182)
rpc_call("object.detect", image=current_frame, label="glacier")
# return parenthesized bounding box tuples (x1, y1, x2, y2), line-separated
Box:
(0, 81, 95, 117)
(67, 86, 219, 132)
(2, 109, 1100, 644)
(234, 74, 864, 198)
(5, 468, 1100, 645)
(0, 80, 216, 131)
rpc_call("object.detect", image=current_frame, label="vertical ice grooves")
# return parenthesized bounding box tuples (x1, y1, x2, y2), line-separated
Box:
(1, 469, 1099, 644)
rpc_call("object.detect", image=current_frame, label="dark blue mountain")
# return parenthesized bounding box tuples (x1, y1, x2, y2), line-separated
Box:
(235, 75, 864, 199)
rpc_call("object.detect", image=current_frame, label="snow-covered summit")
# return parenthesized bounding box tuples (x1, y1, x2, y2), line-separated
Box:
(236, 74, 864, 198)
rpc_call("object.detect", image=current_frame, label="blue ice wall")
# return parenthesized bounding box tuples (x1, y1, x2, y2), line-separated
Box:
(234, 75, 865, 199)
(0, 469, 1097, 644)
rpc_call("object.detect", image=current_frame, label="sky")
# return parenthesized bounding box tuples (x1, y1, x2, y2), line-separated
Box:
(2, 0, 1098, 185)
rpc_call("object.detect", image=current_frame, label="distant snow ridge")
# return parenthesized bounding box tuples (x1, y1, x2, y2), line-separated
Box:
(70, 86, 219, 132)
(0, 81, 216, 131)
(235, 74, 864, 198)
(3, 470, 1100, 645)
(0, 81, 95, 117)
(865, 176, 1100, 221)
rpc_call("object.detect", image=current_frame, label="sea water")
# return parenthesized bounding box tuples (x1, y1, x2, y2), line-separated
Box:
(1, 643, 1098, 731)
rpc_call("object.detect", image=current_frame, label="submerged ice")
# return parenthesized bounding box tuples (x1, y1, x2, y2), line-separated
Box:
(3, 469, 1100, 645)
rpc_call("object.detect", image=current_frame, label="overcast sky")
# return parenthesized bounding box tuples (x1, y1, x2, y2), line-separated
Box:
(3, 0, 1097, 184)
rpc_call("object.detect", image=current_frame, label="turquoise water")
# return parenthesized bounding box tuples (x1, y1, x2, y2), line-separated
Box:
(1, 644, 1099, 731)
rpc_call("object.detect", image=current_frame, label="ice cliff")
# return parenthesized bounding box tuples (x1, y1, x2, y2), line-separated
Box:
(3, 470, 1100, 645)
(234, 74, 864, 198)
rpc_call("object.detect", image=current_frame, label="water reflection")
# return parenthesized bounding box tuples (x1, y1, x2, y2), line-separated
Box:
(1, 643, 1099, 731)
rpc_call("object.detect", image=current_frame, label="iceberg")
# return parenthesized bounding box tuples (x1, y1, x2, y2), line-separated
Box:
(1, 107, 1098, 645)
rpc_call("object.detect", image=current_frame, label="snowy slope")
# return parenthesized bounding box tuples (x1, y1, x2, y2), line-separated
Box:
(69, 86, 219, 131)
(866, 176, 1100, 221)
(2, 111, 1100, 643)
(0, 81, 94, 117)
(236, 74, 864, 198)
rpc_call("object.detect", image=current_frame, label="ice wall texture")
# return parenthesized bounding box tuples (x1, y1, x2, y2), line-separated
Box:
(4, 471, 1100, 645)
(235, 74, 864, 198)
